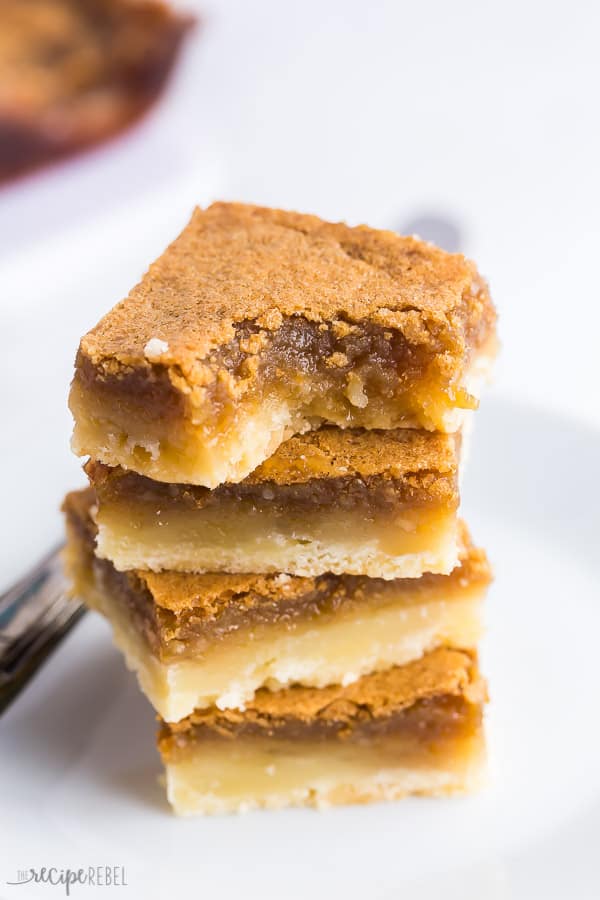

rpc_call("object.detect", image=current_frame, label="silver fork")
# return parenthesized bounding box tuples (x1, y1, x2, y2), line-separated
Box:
(0, 548, 86, 714)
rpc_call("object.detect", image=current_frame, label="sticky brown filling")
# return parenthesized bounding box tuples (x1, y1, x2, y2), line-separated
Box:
(71, 311, 489, 460)
(87, 464, 457, 519)
(207, 317, 464, 422)
(85, 545, 476, 660)
(75, 317, 449, 417)
(73, 353, 185, 440)
(159, 693, 482, 762)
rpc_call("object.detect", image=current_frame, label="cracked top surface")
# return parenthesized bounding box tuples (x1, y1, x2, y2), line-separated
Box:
(164, 648, 484, 735)
(79, 202, 493, 379)
(245, 426, 459, 485)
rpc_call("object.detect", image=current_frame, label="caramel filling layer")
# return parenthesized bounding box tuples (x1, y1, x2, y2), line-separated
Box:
(74, 552, 484, 720)
(70, 338, 494, 488)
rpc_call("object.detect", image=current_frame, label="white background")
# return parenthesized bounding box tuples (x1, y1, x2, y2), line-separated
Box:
(1, 2, 599, 897)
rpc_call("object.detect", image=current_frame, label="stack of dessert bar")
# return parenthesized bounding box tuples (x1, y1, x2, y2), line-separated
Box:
(64, 202, 496, 815)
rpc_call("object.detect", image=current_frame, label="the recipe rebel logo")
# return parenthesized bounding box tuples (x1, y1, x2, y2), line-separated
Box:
(6, 866, 128, 895)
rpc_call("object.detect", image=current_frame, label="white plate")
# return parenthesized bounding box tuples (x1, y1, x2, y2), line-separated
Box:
(2, 394, 599, 899)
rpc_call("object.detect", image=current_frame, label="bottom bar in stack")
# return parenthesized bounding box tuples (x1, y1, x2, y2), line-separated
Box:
(159, 648, 486, 815)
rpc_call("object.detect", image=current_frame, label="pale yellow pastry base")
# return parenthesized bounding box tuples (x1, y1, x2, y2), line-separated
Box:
(164, 732, 486, 815)
(95, 504, 459, 580)
(70, 381, 301, 490)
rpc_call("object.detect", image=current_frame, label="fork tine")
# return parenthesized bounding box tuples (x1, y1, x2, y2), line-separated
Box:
(0, 547, 86, 713)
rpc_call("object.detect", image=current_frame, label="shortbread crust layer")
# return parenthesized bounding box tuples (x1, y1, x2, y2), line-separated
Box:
(63, 489, 490, 720)
(87, 427, 461, 578)
(70, 202, 496, 487)
(158, 648, 486, 814)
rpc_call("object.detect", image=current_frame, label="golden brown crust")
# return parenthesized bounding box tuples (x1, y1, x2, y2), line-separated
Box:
(165, 648, 484, 734)
(246, 427, 458, 485)
(78, 202, 495, 383)
(86, 425, 458, 490)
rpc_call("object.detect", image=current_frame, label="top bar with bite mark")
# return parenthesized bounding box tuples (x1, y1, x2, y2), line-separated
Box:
(69, 202, 497, 487)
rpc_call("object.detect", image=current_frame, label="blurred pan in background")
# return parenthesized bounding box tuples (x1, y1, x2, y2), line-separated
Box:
(0, 0, 194, 183)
